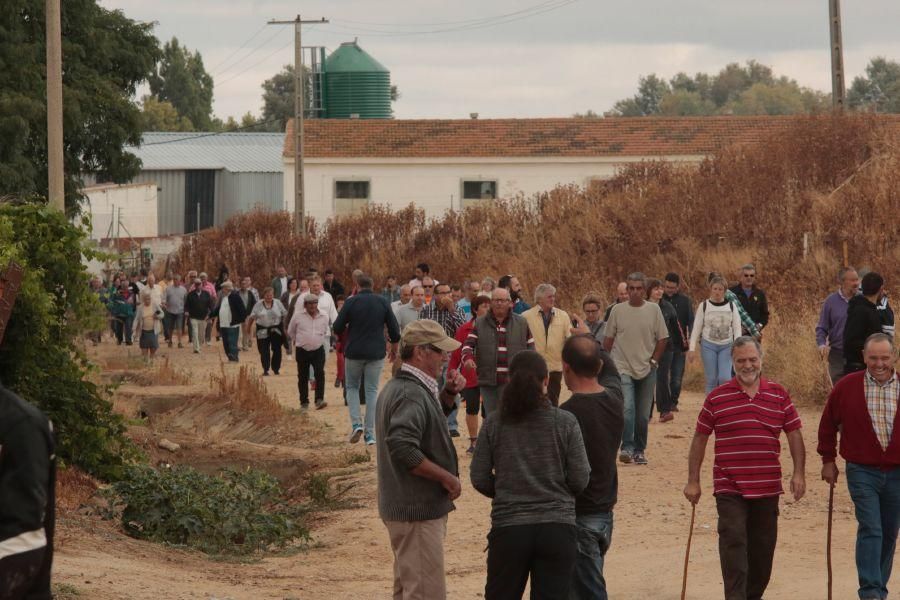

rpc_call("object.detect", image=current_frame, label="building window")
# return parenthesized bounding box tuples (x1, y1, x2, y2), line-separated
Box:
(461, 180, 497, 208)
(334, 180, 370, 215)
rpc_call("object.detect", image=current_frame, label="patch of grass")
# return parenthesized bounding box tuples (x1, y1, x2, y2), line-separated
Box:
(52, 583, 82, 599)
(306, 472, 357, 510)
(342, 449, 371, 466)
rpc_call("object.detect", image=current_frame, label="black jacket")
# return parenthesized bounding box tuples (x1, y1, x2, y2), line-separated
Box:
(730, 284, 770, 330)
(0, 385, 55, 596)
(332, 289, 401, 360)
(662, 292, 693, 351)
(324, 279, 345, 298)
(211, 290, 248, 329)
(843, 295, 883, 372)
(185, 289, 214, 320)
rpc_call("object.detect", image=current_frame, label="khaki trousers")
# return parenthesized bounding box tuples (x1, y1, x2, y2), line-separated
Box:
(384, 515, 448, 600)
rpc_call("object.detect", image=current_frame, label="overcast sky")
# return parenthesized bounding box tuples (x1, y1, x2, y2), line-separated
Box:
(100, 0, 900, 122)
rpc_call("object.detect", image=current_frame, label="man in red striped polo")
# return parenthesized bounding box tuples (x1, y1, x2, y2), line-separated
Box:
(684, 336, 806, 600)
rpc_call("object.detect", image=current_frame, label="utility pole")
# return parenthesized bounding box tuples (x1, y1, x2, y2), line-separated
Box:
(829, 0, 846, 112)
(46, 0, 65, 211)
(268, 16, 328, 236)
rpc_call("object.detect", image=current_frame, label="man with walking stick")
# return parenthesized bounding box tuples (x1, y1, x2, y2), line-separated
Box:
(683, 336, 806, 600)
(818, 332, 900, 600)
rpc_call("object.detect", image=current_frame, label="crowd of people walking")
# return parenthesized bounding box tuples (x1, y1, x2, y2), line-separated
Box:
(86, 261, 898, 600)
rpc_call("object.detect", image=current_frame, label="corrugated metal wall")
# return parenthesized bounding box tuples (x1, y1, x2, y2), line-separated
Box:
(217, 172, 283, 226)
(129, 170, 186, 236)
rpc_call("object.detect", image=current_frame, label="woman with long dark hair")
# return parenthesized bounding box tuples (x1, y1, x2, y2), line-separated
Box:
(471, 350, 590, 600)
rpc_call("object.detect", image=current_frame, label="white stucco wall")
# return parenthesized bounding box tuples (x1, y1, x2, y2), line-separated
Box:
(283, 155, 705, 223)
(84, 182, 159, 240)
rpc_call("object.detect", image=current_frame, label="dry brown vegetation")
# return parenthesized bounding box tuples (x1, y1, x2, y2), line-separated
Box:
(174, 115, 900, 403)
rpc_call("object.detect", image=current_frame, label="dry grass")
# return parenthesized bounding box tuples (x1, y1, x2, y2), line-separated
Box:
(208, 362, 284, 420)
(171, 114, 900, 403)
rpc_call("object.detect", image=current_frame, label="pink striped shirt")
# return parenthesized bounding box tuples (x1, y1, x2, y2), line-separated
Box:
(696, 378, 802, 498)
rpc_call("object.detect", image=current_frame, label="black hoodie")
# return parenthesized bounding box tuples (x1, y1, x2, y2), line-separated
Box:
(843, 294, 883, 373)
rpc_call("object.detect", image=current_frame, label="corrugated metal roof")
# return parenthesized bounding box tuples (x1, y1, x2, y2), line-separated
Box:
(128, 132, 285, 173)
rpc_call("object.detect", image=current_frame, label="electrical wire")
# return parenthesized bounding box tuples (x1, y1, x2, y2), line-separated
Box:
(208, 23, 268, 74)
(214, 37, 293, 87)
(212, 26, 287, 78)
(321, 0, 579, 37)
(331, 0, 569, 29)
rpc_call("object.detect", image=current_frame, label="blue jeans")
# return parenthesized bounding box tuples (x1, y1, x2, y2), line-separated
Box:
(572, 512, 613, 600)
(345, 358, 384, 436)
(701, 339, 732, 394)
(621, 370, 656, 453)
(220, 326, 239, 360)
(846, 463, 900, 599)
(669, 351, 686, 407)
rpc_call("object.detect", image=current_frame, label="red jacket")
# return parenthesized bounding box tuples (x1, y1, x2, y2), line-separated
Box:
(818, 370, 900, 470)
(448, 319, 478, 389)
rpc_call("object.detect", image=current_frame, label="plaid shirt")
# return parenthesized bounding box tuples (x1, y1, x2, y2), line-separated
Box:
(419, 304, 466, 337)
(400, 363, 439, 400)
(725, 289, 760, 339)
(864, 369, 900, 451)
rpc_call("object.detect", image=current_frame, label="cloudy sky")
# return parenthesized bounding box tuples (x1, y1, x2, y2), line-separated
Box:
(100, 0, 900, 121)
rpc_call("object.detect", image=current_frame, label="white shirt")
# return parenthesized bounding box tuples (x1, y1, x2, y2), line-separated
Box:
(218, 296, 234, 328)
(316, 290, 339, 326)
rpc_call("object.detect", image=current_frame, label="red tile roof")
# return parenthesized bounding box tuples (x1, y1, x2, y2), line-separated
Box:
(284, 115, 900, 159)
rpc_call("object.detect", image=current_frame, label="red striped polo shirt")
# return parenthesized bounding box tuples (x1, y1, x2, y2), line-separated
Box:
(696, 377, 802, 498)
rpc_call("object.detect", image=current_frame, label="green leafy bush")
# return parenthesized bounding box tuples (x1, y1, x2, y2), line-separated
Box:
(104, 465, 309, 555)
(0, 201, 138, 479)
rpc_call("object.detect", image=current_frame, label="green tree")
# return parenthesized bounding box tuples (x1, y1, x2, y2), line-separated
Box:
(848, 57, 900, 113)
(0, 0, 160, 211)
(139, 95, 194, 131)
(0, 202, 138, 479)
(149, 37, 214, 130)
(607, 74, 671, 116)
(659, 90, 716, 116)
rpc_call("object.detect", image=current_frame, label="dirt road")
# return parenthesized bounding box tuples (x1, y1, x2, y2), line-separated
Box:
(54, 340, 873, 599)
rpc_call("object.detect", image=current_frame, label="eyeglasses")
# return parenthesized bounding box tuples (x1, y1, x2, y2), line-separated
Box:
(584, 309, 600, 314)
(425, 345, 448, 355)
(423, 284, 434, 288)
(492, 299, 510, 303)
(743, 274, 756, 278)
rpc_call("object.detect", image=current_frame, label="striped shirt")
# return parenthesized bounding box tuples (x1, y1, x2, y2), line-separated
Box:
(460, 314, 535, 386)
(696, 378, 802, 498)
(864, 370, 899, 451)
(419, 304, 466, 337)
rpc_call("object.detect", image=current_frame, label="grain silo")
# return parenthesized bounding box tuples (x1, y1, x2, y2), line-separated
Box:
(323, 41, 392, 119)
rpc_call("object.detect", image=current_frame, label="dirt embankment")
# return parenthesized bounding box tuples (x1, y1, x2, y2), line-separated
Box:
(54, 341, 869, 599)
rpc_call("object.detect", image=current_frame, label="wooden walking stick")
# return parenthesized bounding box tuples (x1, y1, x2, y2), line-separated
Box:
(827, 482, 835, 600)
(681, 502, 697, 600)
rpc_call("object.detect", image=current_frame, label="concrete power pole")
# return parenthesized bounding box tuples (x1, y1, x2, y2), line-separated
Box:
(829, 0, 846, 112)
(268, 16, 328, 236)
(46, 0, 65, 211)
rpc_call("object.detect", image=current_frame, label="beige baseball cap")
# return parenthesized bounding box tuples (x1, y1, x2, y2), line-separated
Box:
(401, 320, 461, 352)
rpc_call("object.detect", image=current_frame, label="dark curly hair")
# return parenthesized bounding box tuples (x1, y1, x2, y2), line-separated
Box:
(500, 350, 549, 422)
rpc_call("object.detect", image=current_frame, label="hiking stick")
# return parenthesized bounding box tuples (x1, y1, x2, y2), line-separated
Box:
(681, 503, 696, 600)
(820, 351, 835, 393)
(827, 482, 835, 600)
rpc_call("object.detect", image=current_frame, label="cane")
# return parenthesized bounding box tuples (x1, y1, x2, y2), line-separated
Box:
(681, 503, 697, 600)
(827, 482, 835, 600)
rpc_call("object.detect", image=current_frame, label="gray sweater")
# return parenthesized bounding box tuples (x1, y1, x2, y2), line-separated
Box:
(470, 406, 590, 528)
(376, 371, 458, 522)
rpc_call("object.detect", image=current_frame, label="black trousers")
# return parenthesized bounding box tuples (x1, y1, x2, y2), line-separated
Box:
(0, 547, 52, 600)
(485, 522, 577, 600)
(655, 349, 674, 414)
(296, 346, 326, 405)
(257, 335, 283, 374)
(716, 495, 779, 600)
(547, 371, 563, 406)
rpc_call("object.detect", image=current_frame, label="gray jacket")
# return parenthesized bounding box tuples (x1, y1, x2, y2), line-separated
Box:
(376, 370, 458, 522)
(473, 312, 531, 387)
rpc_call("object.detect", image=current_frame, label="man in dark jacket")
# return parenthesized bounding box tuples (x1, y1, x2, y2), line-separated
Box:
(333, 274, 401, 445)
(323, 269, 345, 298)
(730, 264, 769, 336)
(211, 280, 248, 362)
(185, 277, 215, 354)
(662, 272, 693, 411)
(843, 272, 885, 375)
(0, 384, 55, 600)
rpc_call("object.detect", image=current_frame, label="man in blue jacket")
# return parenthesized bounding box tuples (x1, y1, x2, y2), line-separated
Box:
(333, 274, 402, 445)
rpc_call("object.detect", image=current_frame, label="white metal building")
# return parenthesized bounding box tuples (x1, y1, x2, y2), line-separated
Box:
(83, 182, 158, 240)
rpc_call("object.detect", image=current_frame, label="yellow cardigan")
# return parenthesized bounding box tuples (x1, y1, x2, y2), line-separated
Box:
(522, 306, 572, 372)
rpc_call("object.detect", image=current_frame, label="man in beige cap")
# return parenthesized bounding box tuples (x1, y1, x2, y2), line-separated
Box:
(376, 319, 467, 600)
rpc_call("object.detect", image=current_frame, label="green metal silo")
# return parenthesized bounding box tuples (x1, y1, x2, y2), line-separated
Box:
(323, 41, 392, 119)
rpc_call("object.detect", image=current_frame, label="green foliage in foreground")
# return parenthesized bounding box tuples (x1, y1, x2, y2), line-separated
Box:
(0, 202, 138, 479)
(103, 466, 309, 555)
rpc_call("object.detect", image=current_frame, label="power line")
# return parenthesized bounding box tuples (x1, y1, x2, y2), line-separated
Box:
(330, 0, 568, 29)
(212, 27, 287, 78)
(208, 23, 268, 74)
(140, 119, 284, 146)
(322, 0, 579, 37)
(214, 37, 294, 87)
